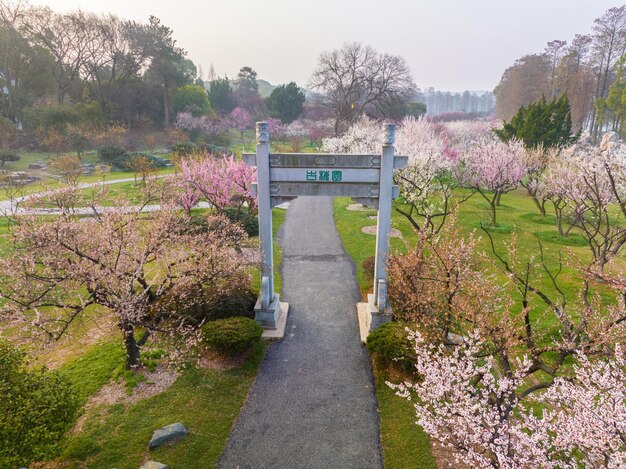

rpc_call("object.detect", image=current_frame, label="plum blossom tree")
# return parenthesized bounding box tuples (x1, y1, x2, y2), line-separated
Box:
(230, 106, 252, 138)
(0, 186, 253, 369)
(389, 330, 626, 468)
(394, 116, 470, 233)
(388, 331, 542, 468)
(535, 347, 626, 468)
(445, 119, 496, 151)
(175, 112, 230, 139)
(306, 119, 334, 147)
(539, 133, 626, 267)
(177, 154, 257, 216)
(536, 157, 588, 237)
(388, 220, 503, 342)
(323, 116, 471, 233)
(459, 139, 527, 226)
(518, 145, 559, 217)
(321, 115, 380, 154)
(265, 117, 286, 141)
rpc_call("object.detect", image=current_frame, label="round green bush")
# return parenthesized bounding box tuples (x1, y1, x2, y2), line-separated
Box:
(366, 321, 415, 373)
(223, 207, 259, 237)
(202, 317, 263, 356)
(97, 145, 127, 162)
(0, 149, 20, 166)
(0, 339, 79, 467)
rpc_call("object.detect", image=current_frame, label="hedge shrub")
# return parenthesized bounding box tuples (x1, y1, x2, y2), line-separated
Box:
(366, 321, 415, 374)
(223, 207, 259, 237)
(202, 317, 263, 356)
(97, 145, 127, 162)
(0, 339, 79, 467)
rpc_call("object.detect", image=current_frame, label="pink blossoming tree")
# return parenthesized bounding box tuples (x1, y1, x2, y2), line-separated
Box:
(389, 331, 626, 468)
(230, 107, 252, 138)
(175, 112, 230, 138)
(177, 154, 257, 216)
(459, 139, 527, 226)
(0, 185, 253, 369)
(323, 116, 470, 233)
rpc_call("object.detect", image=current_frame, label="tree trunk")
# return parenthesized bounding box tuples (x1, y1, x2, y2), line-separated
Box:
(490, 202, 497, 227)
(122, 323, 141, 369)
(163, 85, 170, 130)
(531, 196, 547, 216)
(557, 214, 564, 236)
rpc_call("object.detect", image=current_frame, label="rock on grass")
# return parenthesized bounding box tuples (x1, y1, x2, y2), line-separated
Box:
(148, 422, 187, 449)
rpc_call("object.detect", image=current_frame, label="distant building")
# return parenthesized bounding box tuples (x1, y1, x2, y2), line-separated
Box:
(418, 89, 496, 117)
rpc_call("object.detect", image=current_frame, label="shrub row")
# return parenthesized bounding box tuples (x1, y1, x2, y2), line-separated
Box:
(97, 146, 168, 170)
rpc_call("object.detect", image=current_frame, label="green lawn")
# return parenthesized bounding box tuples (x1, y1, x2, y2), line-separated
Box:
(58, 342, 264, 468)
(373, 360, 437, 469)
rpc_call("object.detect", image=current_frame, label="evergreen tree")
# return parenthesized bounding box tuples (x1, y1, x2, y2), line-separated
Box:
(207, 77, 236, 115)
(265, 82, 305, 123)
(495, 95, 580, 149)
(234, 66, 259, 100)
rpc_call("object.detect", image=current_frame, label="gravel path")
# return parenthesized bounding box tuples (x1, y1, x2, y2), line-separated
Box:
(218, 196, 383, 469)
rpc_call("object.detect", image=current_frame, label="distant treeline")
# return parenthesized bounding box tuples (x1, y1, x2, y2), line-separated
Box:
(0, 2, 201, 130)
(494, 5, 626, 140)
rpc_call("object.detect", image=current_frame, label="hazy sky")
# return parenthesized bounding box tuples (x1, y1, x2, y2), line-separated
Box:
(29, 0, 621, 92)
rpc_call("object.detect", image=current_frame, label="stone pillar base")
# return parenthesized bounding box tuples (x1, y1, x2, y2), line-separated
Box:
(259, 302, 289, 340)
(356, 294, 392, 344)
(254, 294, 282, 328)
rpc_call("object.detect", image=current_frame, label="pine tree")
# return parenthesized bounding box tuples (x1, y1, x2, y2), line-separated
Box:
(495, 95, 580, 149)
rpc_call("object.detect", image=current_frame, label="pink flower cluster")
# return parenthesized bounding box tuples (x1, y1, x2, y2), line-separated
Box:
(177, 155, 257, 214)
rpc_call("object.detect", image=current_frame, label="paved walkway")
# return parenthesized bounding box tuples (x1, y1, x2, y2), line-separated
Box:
(218, 196, 383, 469)
(0, 176, 185, 215)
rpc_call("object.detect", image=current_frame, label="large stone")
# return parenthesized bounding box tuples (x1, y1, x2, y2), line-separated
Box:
(139, 462, 169, 469)
(148, 422, 187, 449)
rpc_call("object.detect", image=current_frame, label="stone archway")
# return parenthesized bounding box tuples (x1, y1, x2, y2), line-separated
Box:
(244, 121, 407, 339)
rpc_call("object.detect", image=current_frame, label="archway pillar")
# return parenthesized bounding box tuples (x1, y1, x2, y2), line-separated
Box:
(253, 122, 283, 331)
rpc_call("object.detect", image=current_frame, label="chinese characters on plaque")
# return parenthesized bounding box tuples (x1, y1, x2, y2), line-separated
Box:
(305, 170, 343, 182)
